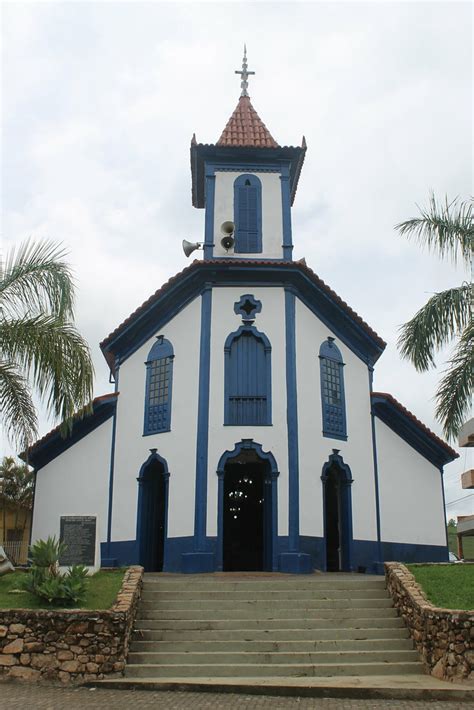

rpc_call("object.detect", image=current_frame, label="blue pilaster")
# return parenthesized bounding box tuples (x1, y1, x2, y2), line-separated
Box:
(280, 164, 293, 260)
(103, 360, 120, 567)
(280, 289, 312, 573)
(369, 366, 384, 574)
(203, 167, 215, 259)
(181, 285, 215, 572)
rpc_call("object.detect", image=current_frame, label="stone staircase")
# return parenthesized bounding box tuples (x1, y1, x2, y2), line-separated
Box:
(125, 573, 423, 681)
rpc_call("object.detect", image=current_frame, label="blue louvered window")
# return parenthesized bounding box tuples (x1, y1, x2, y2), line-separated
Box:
(319, 338, 347, 440)
(234, 174, 262, 253)
(225, 327, 271, 425)
(144, 337, 173, 435)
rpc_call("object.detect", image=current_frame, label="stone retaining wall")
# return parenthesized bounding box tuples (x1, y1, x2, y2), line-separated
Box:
(0, 566, 143, 683)
(385, 562, 473, 681)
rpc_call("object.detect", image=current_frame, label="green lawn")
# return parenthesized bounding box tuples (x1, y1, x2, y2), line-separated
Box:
(447, 528, 474, 560)
(408, 564, 474, 611)
(0, 569, 125, 610)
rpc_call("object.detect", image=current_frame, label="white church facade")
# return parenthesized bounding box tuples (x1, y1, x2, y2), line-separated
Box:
(26, 54, 457, 575)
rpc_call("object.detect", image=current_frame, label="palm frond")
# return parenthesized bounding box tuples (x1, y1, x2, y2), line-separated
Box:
(397, 285, 472, 371)
(435, 322, 474, 441)
(0, 239, 75, 320)
(0, 314, 94, 434)
(396, 193, 473, 267)
(0, 361, 38, 451)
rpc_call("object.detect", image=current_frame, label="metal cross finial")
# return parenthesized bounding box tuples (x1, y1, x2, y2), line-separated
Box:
(235, 44, 255, 97)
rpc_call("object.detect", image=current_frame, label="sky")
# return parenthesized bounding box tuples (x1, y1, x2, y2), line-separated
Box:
(2, 1, 473, 520)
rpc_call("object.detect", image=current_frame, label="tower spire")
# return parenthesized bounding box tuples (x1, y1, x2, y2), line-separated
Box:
(235, 44, 255, 98)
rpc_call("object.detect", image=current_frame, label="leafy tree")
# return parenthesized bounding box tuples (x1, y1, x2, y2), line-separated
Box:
(0, 240, 94, 451)
(0, 456, 34, 538)
(396, 194, 473, 441)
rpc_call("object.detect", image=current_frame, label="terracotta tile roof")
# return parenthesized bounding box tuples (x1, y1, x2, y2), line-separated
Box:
(217, 96, 279, 148)
(371, 391, 458, 461)
(22, 392, 119, 462)
(100, 259, 386, 366)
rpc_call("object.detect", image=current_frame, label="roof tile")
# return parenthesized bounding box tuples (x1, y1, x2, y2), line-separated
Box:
(217, 96, 279, 148)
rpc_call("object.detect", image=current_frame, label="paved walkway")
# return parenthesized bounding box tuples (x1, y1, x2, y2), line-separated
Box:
(0, 682, 473, 710)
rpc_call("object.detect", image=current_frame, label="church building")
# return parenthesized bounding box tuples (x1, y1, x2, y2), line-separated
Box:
(26, 51, 458, 575)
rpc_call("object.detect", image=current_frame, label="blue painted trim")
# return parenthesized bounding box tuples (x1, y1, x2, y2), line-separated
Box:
(191, 144, 306, 208)
(285, 289, 300, 553)
(233, 174, 262, 254)
(280, 163, 293, 260)
(25, 395, 117, 470)
(101, 262, 386, 374)
(371, 394, 457, 467)
(321, 450, 354, 572)
(203, 165, 216, 259)
(216, 439, 279, 572)
(106, 368, 119, 553)
(368, 367, 383, 568)
(224, 324, 272, 426)
(319, 338, 347, 440)
(135, 449, 170, 570)
(143, 337, 174, 435)
(233, 293, 262, 321)
(194, 287, 212, 551)
(439, 465, 450, 551)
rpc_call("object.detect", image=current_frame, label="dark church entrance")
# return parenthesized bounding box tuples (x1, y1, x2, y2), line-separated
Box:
(223, 459, 272, 571)
(323, 455, 353, 572)
(137, 454, 167, 572)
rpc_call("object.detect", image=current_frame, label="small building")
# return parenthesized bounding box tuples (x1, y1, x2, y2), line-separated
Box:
(24, 52, 457, 574)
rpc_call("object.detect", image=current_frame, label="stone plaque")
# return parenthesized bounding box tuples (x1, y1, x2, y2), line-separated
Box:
(59, 516, 96, 566)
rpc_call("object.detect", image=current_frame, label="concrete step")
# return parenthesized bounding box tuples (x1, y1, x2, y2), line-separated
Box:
(142, 578, 386, 592)
(133, 626, 409, 642)
(137, 607, 398, 621)
(141, 588, 388, 600)
(124, 661, 424, 678)
(130, 638, 414, 653)
(139, 597, 393, 610)
(127, 650, 419, 666)
(134, 616, 404, 631)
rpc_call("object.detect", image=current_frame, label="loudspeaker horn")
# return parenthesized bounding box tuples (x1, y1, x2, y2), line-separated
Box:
(220, 220, 235, 236)
(182, 240, 203, 258)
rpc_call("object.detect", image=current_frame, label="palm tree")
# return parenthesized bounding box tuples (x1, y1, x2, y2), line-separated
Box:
(0, 240, 94, 452)
(396, 194, 473, 441)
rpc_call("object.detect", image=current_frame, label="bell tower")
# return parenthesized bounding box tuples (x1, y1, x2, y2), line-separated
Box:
(190, 48, 306, 261)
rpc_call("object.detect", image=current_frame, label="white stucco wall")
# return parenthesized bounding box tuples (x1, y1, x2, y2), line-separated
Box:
(295, 299, 378, 542)
(111, 296, 201, 542)
(375, 419, 447, 546)
(207, 286, 289, 537)
(31, 417, 113, 568)
(213, 171, 284, 259)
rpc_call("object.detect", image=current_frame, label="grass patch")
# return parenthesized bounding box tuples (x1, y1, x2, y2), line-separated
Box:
(0, 569, 125, 610)
(408, 564, 474, 611)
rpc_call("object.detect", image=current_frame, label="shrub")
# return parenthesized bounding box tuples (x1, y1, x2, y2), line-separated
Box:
(20, 536, 89, 605)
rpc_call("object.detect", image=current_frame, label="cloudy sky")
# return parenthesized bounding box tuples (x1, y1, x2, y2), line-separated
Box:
(2, 1, 472, 518)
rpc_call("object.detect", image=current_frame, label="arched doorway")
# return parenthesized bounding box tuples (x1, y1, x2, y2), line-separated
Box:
(136, 449, 169, 572)
(321, 450, 353, 572)
(217, 440, 278, 572)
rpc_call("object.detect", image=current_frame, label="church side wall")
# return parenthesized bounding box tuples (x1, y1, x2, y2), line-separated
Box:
(375, 418, 448, 556)
(295, 299, 378, 566)
(207, 286, 289, 538)
(213, 171, 283, 259)
(109, 296, 201, 559)
(31, 418, 113, 568)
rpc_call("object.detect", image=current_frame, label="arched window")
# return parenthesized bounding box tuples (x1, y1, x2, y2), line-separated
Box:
(233, 174, 262, 253)
(224, 327, 271, 425)
(319, 338, 347, 440)
(144, 336, 174, 435)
